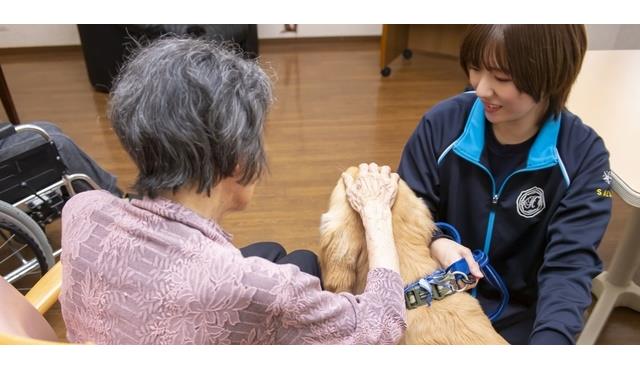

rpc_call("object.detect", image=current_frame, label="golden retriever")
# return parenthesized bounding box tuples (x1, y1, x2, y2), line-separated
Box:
(319, 167, 507, 344)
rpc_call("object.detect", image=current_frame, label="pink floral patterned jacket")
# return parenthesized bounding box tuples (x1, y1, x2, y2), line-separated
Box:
(59, 190, 407, 344)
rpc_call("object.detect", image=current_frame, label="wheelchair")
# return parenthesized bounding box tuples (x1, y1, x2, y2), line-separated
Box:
(0, 122, 100, 292)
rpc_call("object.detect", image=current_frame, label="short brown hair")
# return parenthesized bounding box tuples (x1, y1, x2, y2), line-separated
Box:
(459, 25, 587, 116)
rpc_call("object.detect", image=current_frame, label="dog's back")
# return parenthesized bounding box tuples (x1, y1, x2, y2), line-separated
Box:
(320, 167, 507, 344)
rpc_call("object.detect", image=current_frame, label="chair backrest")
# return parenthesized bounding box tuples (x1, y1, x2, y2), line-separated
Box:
(0, 138, 66, 205)
(0, 262, 61, 344)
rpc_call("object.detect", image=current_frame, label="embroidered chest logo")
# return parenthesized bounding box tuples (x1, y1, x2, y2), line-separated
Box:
(516, 186, 546, 218)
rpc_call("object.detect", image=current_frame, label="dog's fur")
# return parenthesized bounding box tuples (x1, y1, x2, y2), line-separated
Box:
(319, 167, 507, 344)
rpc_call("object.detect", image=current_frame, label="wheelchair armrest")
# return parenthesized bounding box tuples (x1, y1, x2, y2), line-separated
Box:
(0, 332, 66, 345)
(24, 262, 62, 315)
(0, 122, 16, 140)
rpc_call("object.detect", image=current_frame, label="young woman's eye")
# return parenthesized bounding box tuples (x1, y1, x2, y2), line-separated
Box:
(495, 75, 512, 82)
(468, 65, 480, 72)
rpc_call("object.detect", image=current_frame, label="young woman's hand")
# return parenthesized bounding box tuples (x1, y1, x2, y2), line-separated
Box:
(430, 237, 484, 280)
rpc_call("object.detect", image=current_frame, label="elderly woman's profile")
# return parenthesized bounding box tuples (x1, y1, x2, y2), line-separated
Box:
(59, 37, 406, 344)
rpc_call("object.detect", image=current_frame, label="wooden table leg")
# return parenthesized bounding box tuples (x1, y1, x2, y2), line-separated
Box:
(380, 25, 409, 77)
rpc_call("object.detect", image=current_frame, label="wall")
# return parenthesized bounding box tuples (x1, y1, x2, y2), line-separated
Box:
(0, 24, 80, 48)
(3, 24, 640, 49)
(586, 24, 640, 50)
(257, 24, 381, 39)
(0, 24, 382, 49)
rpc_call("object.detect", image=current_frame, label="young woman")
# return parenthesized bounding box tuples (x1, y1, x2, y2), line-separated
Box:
(398, 25, 612, 344)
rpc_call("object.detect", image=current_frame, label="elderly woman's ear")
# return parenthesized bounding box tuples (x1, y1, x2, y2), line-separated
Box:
(232, 164, 243, 179)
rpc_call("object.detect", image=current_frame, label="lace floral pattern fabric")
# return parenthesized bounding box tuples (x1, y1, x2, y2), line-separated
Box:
(59, 190, 406, 344)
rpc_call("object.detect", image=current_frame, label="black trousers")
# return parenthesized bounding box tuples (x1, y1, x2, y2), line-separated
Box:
(478, 293, 536, 344)
(240, 242, 322, 284)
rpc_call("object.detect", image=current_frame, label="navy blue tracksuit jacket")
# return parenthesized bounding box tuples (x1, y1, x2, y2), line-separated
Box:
(398, 92, 612, 344)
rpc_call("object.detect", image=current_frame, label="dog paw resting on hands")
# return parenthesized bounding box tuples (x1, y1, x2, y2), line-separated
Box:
(341, 162, 400, 213)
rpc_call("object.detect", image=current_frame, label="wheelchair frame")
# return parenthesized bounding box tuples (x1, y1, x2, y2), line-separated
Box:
(0, 123, 100, 286)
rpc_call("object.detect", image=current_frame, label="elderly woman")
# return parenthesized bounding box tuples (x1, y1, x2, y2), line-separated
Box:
(59, 38, 406, 344)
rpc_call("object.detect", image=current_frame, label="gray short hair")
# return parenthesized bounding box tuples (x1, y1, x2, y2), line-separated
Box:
(108, 37, 273, 198)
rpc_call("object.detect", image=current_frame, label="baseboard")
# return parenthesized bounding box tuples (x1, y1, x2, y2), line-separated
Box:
(259, 36, 380, 46)
(0, 45, 82, 57)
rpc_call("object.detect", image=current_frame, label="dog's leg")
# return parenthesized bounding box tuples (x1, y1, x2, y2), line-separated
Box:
(319, 205, 364, 293)
(319, 169, 366, 294)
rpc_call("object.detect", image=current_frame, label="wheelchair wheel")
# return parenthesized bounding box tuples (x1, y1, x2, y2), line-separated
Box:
(0, 200, 54, 290)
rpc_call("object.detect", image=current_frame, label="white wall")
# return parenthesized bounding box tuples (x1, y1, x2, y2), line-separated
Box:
(586, 24, 640, 50)
(5, 24, 639, 50)
(0, 24, 382, 48)
(0, 24, 80, 48)
(257, 24, 381, 39)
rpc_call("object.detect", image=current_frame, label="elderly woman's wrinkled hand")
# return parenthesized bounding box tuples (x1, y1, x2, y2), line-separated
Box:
(342, 163, 400, 214)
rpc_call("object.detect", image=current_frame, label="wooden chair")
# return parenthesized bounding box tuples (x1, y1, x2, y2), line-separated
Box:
(0, 64, 20, 125)
(0, 262, 63, 344)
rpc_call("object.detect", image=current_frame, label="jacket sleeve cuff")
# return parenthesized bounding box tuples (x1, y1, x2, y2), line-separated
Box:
(529, 329, 572, 345)
(431, 227, 453, 244)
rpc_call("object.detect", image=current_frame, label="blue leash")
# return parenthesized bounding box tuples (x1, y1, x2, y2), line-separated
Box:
(403, 222, 509, 322)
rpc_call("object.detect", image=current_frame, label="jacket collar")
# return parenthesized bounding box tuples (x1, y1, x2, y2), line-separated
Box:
(453, 97, 562, 169)
(130, 196, 233, 243)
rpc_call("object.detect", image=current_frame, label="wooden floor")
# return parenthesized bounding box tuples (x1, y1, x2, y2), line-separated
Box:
(1, 37, 638, 344)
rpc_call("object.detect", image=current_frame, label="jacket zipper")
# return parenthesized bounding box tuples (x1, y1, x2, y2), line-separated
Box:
(454, 151, 557, 299)
(455, 154, 556, 255)
(479, 167, 498, 255)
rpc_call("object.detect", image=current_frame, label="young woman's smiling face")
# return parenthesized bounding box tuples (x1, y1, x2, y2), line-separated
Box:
(468, 66, 548, 129)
